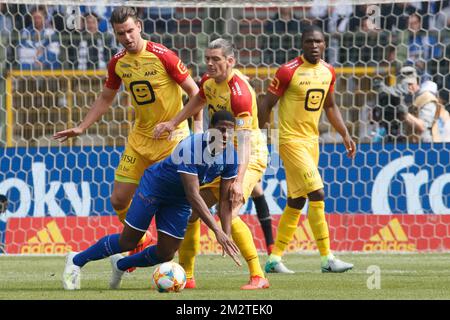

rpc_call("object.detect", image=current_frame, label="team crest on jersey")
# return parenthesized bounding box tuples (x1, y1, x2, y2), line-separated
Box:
(130, 80, 156, 105)
(305, 89, 325, 111)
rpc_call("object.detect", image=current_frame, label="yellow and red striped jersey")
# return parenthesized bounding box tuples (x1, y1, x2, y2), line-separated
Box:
(268, 55, 336, 144)
(199, 69, 265, 152)
(105, 40, 189, 139)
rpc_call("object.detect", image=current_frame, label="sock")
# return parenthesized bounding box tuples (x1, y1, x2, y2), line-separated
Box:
(272, 205, 301, 257)
(307, 201, 330, 257)
(117, 245, 162, 271)
(231, 217, 265, 278)
(73, 234, 122, 268)
(321, 253, 335, 265)
(115, 202, 131, 224)
(253, 195, 274, 249)
(178, 219, 200, 279)
(268, 253, 281, 262)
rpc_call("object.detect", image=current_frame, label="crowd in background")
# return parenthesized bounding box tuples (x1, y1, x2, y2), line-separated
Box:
(0, 1, 449, 143)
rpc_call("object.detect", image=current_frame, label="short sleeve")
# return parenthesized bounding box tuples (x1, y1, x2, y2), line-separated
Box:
(324, 63, 336, 94)
(177, 163, 199, 176)
(221, 164, 238, 180)
(104, 55, 122, 90)
(228, 75, 253, 119)
(267, 63, 295, 97)
(151, 42, 190, 85)
(198, 74, 210, 100)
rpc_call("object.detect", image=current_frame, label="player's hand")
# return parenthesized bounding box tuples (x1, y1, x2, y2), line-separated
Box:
(53, 127, 84, 142)
(229, 181, 244, 210)
(215, 229, 241, 267)
(153, 121, 176, 139)
(343, 134, 356, 159)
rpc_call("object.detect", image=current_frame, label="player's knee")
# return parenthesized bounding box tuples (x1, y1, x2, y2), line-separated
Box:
(287, 197, 306, 210)
(251, 185, 263, 198)
(110, 195, 129, 211)
(308, 189, 325, 202)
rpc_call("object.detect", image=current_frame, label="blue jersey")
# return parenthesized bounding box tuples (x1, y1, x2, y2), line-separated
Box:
(139, 133, 238, 202)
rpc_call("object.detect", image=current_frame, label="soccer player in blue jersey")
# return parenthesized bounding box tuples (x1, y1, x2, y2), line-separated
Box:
(62, 110, 241, 290)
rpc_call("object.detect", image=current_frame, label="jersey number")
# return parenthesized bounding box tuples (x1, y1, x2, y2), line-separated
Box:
(130, 80, 156, 105)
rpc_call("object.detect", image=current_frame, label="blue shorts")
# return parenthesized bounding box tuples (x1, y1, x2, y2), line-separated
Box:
(124, 191, 192, 240)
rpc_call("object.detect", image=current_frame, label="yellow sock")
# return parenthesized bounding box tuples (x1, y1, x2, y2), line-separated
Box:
(272, 205, 301, 257)
(231, 217, 265, 278)
(178, 219, 200, 279)
(308, 201, 330, 257)
(137, 231, 148, 246)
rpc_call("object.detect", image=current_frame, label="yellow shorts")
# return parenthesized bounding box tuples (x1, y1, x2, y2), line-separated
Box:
(200, 147, 268, 203)
(115, 130, 187, 184)
(279, 140, 323, 199)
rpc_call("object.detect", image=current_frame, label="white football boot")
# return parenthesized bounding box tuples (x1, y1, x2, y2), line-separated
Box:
(265, 258, 295, 274)
(109, 254, 125, 289)
(321, 256, 354, 273)
(62, 252, 81, 290)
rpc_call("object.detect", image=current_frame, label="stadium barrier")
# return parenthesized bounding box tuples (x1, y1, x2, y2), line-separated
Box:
(1, 1, 449, 255)
(4, 215, 450, 254)
(1, 144, 449, 254)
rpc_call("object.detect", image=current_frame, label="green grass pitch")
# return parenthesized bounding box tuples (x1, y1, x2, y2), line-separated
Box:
(0, 253, 449, 300)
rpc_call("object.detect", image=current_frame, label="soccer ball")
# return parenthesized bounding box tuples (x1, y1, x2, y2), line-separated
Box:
(152, 261, 187, 293)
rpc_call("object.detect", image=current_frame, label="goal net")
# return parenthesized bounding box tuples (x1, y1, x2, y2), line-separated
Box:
(0, 0, 449, 254)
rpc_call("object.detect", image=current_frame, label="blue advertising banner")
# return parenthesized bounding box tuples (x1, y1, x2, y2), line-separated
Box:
(252, 143, 449, 215)
(1, 143, 449, 220)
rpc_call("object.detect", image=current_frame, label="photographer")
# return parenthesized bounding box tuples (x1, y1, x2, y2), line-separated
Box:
(399, 76, 442, 143)
(374, 66, 442, 143)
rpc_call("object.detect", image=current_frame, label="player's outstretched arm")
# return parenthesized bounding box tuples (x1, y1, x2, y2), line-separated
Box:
(323, 92, 356, 159)
(180, 173, 241, 266)
(258, 92, 279, 129)
(53, 87, 118, 142)
(180, 77, 203, 134)
(230, 129, 251, 209)
(153, 93, 206, 138)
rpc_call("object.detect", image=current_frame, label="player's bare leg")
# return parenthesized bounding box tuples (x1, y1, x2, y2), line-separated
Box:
(111, 180, 139, 222)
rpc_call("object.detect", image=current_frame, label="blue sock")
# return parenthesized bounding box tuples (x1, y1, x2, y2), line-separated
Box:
(117, 245, 162, 271)
(73, 234, 122, 267)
